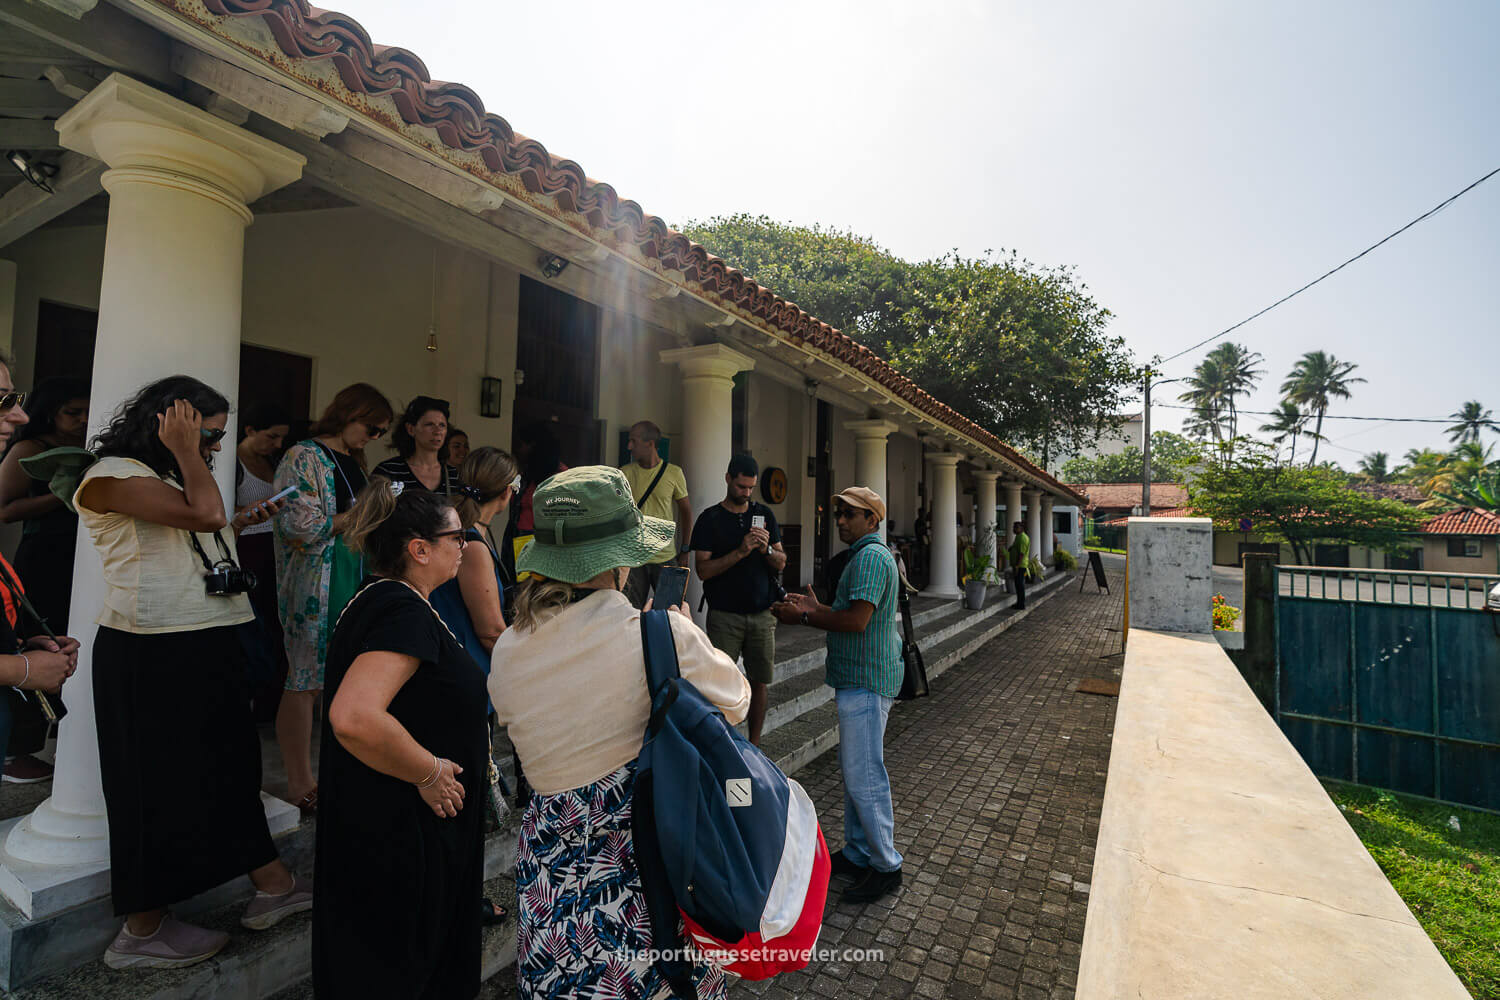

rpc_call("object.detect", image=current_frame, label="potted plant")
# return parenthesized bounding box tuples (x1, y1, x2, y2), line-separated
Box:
(962, 524, 996, 610)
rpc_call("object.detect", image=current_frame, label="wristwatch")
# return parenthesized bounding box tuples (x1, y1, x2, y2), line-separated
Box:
(800, 611, 809, 626)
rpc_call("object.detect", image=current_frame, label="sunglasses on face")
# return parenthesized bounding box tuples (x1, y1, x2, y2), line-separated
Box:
(834, 504, 867, 520)
(0, 391, 27, 412)
(199, 427, 228, 445)
(363, 423, 388, 439)
(431, 529, 466, 545)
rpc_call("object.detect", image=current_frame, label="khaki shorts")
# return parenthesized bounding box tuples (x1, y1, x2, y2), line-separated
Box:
(706, 609, 777, 685)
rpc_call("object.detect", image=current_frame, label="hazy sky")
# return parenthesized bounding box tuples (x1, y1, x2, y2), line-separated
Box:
(339, 0, 1499, 465)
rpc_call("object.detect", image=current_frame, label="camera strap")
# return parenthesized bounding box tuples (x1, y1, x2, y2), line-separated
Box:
(188, 529, 239, 572)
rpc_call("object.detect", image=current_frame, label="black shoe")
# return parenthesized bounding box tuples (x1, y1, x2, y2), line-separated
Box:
(829, 849, 870, 879)
(843, 866, 902, 903)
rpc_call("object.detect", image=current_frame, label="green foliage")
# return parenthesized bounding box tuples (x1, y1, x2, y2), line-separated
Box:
(1433, 469, 1500, 514)
(1177, 342, 1263, 453)
(1187, 443, 1426, 564)
(1059, 431, 1199, 484)
(1325, 782, 1500, 998)
(1356, 451, 1393, 484)
(963, 524, 995, 582)
(1279, 351, 1365, 465)
(1053, 547, 1079, 571)
(682, 216, 1139, 463)
(1259, 400, 1316, 465)
(1027, 555, 1044, 580)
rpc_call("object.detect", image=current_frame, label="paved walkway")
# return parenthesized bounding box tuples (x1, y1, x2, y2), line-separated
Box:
(484, 572, 1123, 999)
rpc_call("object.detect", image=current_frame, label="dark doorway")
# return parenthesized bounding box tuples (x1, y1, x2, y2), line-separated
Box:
(33, 302, 98, 384)
(239, 344, 314, 441)
(813, 400, 832, 596)
(1386, 547, 1423, 571)
(1313, 544, 1350, 567)
(514, 277, 601, 466)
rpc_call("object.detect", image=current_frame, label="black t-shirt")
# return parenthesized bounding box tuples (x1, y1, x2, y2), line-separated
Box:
(309, 441, 368, 514)
(690, 502, 783, 614)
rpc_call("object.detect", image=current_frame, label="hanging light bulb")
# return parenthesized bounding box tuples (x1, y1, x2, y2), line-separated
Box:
(424, 246, 439, 352)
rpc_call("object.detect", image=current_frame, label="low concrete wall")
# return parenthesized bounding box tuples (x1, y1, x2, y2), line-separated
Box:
(1077, 628, 1471, 1000)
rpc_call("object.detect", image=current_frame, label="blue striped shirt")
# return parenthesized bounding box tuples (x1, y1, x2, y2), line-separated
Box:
(825, 533, 902, 697)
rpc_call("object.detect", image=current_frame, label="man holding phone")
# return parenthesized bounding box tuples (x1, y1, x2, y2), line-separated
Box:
(691, 455, 785, 745)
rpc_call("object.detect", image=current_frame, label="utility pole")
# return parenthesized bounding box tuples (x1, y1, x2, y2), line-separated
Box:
(1142, 371, 1153, 518)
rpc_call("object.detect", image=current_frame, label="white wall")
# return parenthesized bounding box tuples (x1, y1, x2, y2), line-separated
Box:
(888, 431, 922, 536)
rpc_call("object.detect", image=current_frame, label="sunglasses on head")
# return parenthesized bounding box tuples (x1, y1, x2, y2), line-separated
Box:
(0, 391, 27, 412)
(199, 427, 227, 445)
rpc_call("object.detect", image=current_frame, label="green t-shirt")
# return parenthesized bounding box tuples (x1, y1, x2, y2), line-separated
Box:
(620, 460, 688, 564)
(1007, 531, 1030, 567)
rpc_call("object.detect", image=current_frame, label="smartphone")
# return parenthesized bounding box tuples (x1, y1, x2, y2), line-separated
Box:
(654, 566, 689, 610)
(265, 485, 298, 504)
(751, 514, 769, 552)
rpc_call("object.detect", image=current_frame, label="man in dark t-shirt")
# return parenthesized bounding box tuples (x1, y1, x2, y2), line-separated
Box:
(690, 454, 786, 745)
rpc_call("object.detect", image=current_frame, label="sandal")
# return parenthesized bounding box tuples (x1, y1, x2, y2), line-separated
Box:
(480, 898, 508, 926)
(293, 786, 318, 815)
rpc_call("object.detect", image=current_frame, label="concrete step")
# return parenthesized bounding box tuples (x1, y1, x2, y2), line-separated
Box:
(760, 569, 1072, 779)
(8, 819, 521, 1000)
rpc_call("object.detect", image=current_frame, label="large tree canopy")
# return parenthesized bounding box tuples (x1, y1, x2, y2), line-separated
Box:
(681, 215, 1139, 463)
(1187, 444, 1426, 564)
(1059, 431, 1199, 484)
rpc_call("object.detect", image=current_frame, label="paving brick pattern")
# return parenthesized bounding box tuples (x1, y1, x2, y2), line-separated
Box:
(486, 576, 1123, 999)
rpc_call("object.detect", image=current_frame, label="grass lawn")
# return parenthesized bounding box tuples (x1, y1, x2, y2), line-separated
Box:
(1324, 780, 1499, 998)
(1083, 545, 1126, 555)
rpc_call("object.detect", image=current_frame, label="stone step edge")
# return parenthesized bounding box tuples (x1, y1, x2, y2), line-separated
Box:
(767, 570, 1071, 778)
(758, 585, 1031, 736)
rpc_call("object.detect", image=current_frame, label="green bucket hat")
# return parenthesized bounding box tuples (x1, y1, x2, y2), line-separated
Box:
(516, 466, 678, 584)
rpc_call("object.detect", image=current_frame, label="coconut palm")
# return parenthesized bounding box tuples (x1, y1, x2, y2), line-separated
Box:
(1178, 355, 1230, 445)
(1445, 400, 1498, 445)
(1399, 448, 1451, 494)
(1280, 351, 1365, 465)
(1205, 342, 1263, 444)
(1260, 401, 1308, 465)
(1356, 451, 1392, 484)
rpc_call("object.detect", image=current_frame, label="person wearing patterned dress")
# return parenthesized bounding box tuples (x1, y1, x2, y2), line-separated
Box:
(491, 467, 750, 1000)
(271, 383, 392, 814)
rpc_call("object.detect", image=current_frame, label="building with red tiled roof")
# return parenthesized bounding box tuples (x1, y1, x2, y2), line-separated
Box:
(1071, 483, 1189, 518)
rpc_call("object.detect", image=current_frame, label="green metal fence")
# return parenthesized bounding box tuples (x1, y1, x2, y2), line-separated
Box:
(1276, 566, 1500, 813)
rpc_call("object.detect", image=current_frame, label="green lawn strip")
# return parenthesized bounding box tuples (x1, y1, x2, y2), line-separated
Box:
(1323, 780, 1499, 998)
(1083, 546, 1126, 555)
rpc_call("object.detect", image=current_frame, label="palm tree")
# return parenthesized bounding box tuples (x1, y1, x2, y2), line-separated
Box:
(1178, 355, 1230, 446)
(1445, 400, 1498, 445)
(1432, 469, 1500, 514)
(1205, 342, 1263, 444)
(1399, 448, 1451, 495)
(1260, 401, 1307, 465)
(1356, 451, 1392, 484)
(1280, 351, 1365, 465)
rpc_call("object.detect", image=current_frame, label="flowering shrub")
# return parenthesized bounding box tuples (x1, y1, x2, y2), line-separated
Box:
(1212, 593, 1241, 631)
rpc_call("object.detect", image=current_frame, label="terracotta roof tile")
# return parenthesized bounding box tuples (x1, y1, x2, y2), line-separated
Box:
(179, 0, 1081, 503)
(1420, 508, 1500, 536)
(1069, 483, 1189, 513)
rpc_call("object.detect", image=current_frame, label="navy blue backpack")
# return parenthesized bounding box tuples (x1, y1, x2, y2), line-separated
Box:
(631, 610, 829, 997)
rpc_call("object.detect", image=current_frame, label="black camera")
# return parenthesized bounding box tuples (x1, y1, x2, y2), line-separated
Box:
(204, 566, 257, 597)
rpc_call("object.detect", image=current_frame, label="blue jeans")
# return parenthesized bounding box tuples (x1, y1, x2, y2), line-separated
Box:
(835, 686, 903, 873)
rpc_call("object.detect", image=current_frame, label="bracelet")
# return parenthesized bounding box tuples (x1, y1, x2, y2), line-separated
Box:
(18, 653, 28, 688)
(415, 755, 442, 789)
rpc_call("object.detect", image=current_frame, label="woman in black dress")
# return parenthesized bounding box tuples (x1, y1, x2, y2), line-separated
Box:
(314, 478, 487, 999)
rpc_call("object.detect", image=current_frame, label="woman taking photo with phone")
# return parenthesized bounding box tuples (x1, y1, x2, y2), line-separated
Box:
(273, 383, 393, 815)
(313, 479, 486, 999)
(75, 376, 310, 970)
(491, 467, 749, 1000)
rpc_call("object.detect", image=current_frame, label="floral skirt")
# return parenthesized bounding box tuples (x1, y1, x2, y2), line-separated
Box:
(515, 760, 727, 1000)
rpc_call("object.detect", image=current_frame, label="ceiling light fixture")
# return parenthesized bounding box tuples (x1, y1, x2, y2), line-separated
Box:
(538, 253, 569, 279)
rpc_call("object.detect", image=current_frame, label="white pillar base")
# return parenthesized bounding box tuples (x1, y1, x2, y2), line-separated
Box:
(0, 795, 299, 921)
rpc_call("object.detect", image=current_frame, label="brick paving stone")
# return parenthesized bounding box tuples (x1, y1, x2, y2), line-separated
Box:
(724, 579, 1124, 1000)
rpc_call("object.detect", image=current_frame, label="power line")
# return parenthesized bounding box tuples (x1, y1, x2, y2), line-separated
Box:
(1159, 165, 1500, 365)
(1153, 402, 1453, 423)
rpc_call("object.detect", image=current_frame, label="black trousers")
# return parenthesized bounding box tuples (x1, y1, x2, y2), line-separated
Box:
(1012, 568, 1028, 609)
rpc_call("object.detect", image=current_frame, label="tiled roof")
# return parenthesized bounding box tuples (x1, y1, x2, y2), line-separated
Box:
(169, 0, 1082, 503)
(1070, 483, 1189, 513)
(1351, 482, 1425, 505)
(1420, 508, 1500, 536)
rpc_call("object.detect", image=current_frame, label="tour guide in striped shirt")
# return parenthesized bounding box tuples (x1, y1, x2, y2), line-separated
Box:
(772, 485, 904, 904)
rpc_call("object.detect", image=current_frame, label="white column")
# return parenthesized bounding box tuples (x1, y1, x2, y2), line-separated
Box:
(1041, 495, 1056, 565)
(1024, 489, 1043, 573)
(2, 75, 302, 880)
(974, 471, 1000, 572)
(661, 344, 755, 618)
(846, 419, 896, 541)
(1003, 481, 1024, 570)
(922, 452, 963, 598)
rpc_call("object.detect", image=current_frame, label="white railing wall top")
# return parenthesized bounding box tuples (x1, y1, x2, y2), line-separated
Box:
(1076, 628, 1471, 999)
